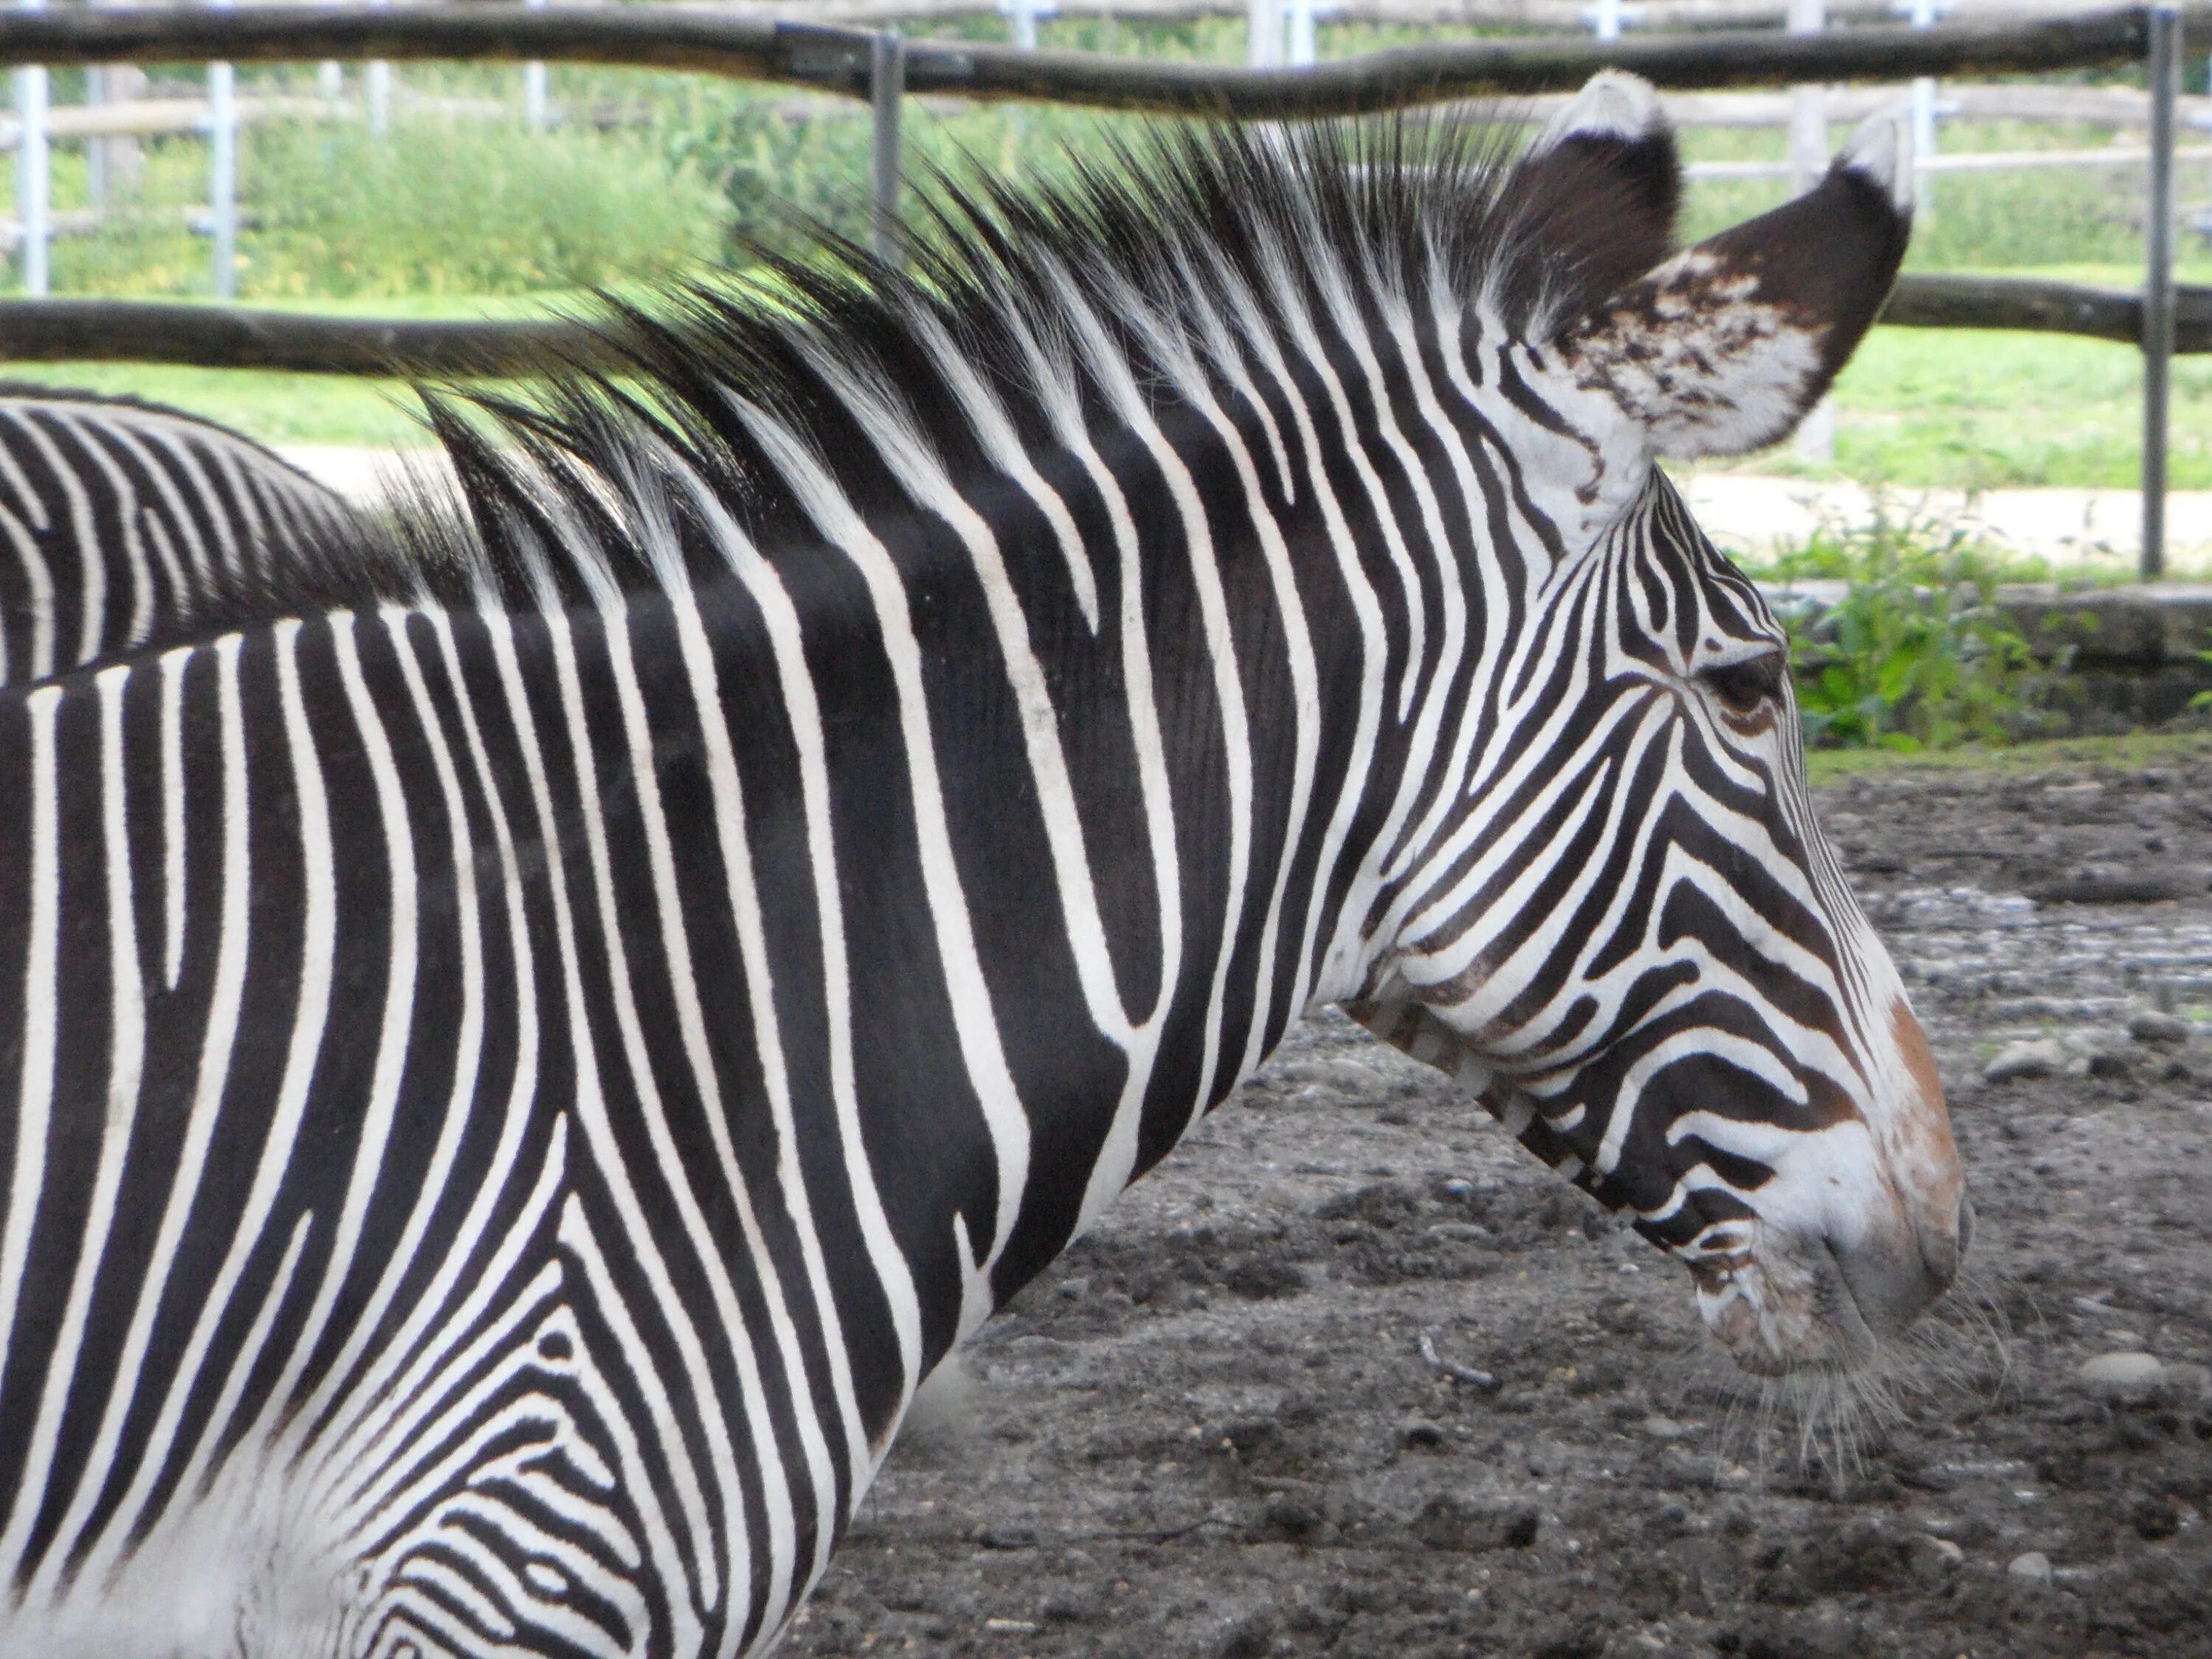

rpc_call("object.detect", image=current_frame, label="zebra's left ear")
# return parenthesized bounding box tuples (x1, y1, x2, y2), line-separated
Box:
(1557, 110, 1912, 459)
(1501, 71, 1682, 310)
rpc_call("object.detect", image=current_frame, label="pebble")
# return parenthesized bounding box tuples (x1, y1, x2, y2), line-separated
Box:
(2129, 1010, 2194, 1046)
(2008, 1551, 2055, 1586)
(2076, 1351, 2165, 1397)
(1426, 1221, 1492, 1242)
(1400, 1418, 1448, 1450)
(1640, 1416, 1697, 1441)
(1984, 1038, 2065, 1083)
(1917, 1535, 1966, 1567)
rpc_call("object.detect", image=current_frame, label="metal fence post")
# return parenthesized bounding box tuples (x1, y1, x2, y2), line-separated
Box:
(1288, 0, 1317, 66)
(1789, 0, 1834, 463)
(1594, 0, 1623, 43)
(524, 0, 546, 131)
(366, 0, 390, 139)
(2143, 1, 2180, 580)
(1907, 0, 1937, 209)
(209, 0, 235, 299)
(871, 29, 903, 269)
(86, 63, 105, 210)
(1249, 0, 1283, 69)
(13, 0, 44, 298)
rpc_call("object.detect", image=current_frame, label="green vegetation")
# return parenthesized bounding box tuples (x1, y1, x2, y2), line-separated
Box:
(246, 122, 723, 298)
(1747, 505, 2039, 751)
(46, 93, 723, 299)
(9, 28, 2209, 487)
(1737, 317, 2212, 494)
(1804, 728, 2212, 785)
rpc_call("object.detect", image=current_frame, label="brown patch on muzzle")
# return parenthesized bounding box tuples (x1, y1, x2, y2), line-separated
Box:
(1888, 997, 1968, 1301)
(1891, 998, 1961, 1206)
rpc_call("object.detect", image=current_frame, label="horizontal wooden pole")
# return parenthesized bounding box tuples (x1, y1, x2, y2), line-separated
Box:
(0, 4, 2177, 115)
(0, 299, 617, 376)
(0, 276, 2204, 378)
(1882, 274, 2212, 351)
(583, 0, 2189, 35)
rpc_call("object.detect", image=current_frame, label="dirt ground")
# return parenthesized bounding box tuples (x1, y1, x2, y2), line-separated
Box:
(779, 745, 2212, 1659)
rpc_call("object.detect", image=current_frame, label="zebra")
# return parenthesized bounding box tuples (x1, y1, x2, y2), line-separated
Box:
(0, 383, 361, 686)
(0, 72, 1964, 1658)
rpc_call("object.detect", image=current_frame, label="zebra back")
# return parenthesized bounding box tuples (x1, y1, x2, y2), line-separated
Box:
(0, 385, 367, 686)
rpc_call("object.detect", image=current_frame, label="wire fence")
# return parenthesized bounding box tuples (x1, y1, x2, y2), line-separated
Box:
(0, 0, 2200, 568)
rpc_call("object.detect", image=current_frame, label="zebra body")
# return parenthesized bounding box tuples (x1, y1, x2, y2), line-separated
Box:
(0, 80, 1963, 1658)
(0, 386, 360, 686)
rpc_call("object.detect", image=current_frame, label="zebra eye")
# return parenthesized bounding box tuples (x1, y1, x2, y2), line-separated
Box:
(1698, 652, 1787, 717)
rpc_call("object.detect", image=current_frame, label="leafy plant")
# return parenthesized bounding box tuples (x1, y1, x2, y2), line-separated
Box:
(1753, 504, 2037, 751)
(243, 118, 726, 298)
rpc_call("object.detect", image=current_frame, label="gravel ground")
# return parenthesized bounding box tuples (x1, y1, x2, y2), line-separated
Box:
(779, 747, 2212, 1659)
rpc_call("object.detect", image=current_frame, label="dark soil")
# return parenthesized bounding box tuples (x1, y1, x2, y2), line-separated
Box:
(779, 753, 2212, 1659)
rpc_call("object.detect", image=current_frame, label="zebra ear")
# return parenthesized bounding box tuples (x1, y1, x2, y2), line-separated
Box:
(1503, 71, 1681, 312)
(1559, 110, 1913, 460)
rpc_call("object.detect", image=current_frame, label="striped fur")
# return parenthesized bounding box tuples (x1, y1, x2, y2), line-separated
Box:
(0, 87, 1959, 1657)
(0, 386, 361, 686)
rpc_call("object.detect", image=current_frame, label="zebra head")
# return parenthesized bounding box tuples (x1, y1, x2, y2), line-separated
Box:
(1360, 80, 1962, 1377)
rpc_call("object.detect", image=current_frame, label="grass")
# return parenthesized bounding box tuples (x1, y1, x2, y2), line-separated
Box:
(1805, 729, 2212, 785)
(1778, 322, 2212, 493)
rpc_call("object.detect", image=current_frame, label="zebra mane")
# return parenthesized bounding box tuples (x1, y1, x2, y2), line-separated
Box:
(284, 114, 1677, 622)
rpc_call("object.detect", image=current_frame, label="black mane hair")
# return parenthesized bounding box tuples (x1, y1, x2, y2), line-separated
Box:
(218, 114, 1681, 631)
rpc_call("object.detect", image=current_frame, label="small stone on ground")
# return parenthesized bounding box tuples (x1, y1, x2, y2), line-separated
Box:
(2129, 1010, 2194, 1045)
(1984, 1037, 2064, 1082)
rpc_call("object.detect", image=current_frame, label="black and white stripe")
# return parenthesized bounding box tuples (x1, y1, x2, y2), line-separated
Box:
(0, 386, 360, 686)
(0, 80, 1961, 1658)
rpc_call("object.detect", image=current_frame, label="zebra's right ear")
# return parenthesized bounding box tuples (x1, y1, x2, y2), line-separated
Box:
(1501, 71, 1682, 313)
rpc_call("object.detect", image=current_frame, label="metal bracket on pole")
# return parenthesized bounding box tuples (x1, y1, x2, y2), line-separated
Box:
(871, 28, 903, 269)
(2143, 1, 2180, 580)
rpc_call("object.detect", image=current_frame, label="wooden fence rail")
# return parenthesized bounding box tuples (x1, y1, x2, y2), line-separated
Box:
(686, 0, 2070, 28)
(0, 275, 2195, 377)
(0, 2, 2185, 116)
(0, 1, 2197, 570)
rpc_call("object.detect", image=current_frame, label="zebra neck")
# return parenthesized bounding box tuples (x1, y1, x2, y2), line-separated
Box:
(690, 378, 1488, 1365)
